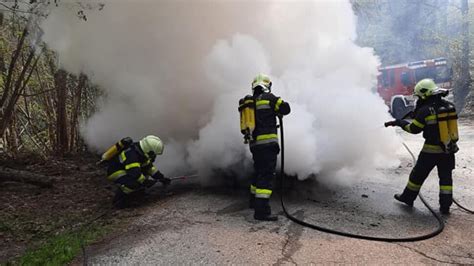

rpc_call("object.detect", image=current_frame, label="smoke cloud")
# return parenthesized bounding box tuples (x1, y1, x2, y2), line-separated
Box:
(39, 0, 400, 183)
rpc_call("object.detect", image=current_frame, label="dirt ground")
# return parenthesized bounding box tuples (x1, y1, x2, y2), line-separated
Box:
(0, 154, 116, 263)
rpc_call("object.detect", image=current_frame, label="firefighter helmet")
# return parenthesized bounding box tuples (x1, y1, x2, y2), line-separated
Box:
(414, 79, 437, 99)
(139, 135, 164, 157)
(252, 73, 272, 93)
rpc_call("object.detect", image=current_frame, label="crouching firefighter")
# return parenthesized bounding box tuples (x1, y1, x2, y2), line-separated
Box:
(100, 135, 171, 208)
(239, 74, 291, 221)
(385, 79, 459, 214)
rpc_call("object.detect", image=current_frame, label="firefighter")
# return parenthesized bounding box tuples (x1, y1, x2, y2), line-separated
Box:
(241, 74, 291, 221)
(385, 79, 459, 214)
(106, 135, 171, 208)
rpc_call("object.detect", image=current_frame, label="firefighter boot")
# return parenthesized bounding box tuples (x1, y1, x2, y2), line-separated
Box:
(394, 194, 413, 207)
(113, 189, 129, 209)
(439, 194, 452, 215)
(254, 198, 278, 221)
(440, 206, 450, 215)
(394, 187, 418, 207)
(394, 192, 415, 207)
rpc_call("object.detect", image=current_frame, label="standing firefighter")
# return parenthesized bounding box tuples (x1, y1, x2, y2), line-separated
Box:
(239, 74, 291, 221)
(385, 79, 459, 214)
(101, 135, 171, 208)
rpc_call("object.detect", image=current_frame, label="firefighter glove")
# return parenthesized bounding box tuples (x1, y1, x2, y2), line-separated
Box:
(384, 120, 401, 127)
(143, 177, 157, 188)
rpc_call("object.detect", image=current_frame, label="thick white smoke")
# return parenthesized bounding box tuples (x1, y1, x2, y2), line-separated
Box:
(39, 0, 400, 182)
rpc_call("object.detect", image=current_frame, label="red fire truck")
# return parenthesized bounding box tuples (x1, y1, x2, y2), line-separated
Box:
(377, 57, 453, 119)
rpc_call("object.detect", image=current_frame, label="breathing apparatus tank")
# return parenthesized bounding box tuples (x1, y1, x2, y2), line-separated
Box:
(97, 137, 133, 166)
(238, 95, 255, 144)
(447, 104, 459, 142)
(437, 104, 459, 153)
(437, 106, 450, 149)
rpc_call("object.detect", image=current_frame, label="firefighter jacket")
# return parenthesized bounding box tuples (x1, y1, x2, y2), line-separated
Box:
(106, 143, 164, 193)
(399, 96, 458, 154)
(251, 91, 290, 146)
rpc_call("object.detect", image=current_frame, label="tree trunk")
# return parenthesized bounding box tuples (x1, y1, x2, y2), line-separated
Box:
(7, 112, 18, 154)
(69, 73, 86, 152)
(54, 69, 68, 155)
(0, 167, 54, 188)
(36, 67, 56, 149)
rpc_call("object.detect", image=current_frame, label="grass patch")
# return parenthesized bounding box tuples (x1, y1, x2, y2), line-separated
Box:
(13, 224, 111, 266)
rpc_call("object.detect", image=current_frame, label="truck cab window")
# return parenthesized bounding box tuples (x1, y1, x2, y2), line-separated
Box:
(401, 72, 411, 86)
(382, 70, 390, 88)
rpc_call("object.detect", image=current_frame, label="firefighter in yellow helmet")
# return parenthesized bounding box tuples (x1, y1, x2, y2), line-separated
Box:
(105, 135, 171, 208)
(239, 74, 291, 221)
(385, 79, 459, 214)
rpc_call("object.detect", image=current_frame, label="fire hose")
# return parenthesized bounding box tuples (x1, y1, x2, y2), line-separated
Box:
(278, 116, 446, 242)
(453, 199, 474, 214)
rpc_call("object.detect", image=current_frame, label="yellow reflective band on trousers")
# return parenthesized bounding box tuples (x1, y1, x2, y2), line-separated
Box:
(120, 185, 134, 194)
(107, 170, 126, 181)
(254, 134, 278, 145)
(250, 184, 256, 194)
(440, 185, 453, 194)
(256, 134, 278, 141)
(255, 188, 272, 199)
(275, 98, 283, 111)
(422, 144, 444, 154)
(117, 175, 146, 194)
(137, 174, 146, 184)
(412, 119, 424, 129)
(406, 180, 421, 191)
(125, 162, 141, 170)
(150, 166, 159, 176)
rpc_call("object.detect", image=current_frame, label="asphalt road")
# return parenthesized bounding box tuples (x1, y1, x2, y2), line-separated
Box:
(88, 119, 474, 265)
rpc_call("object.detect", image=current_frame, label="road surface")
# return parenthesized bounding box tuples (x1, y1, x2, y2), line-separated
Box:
(88, 119, 474, 265)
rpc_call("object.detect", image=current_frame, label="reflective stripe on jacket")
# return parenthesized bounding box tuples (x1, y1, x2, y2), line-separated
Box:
(107, 144, 163, 182)
(251, 92, 290, 146)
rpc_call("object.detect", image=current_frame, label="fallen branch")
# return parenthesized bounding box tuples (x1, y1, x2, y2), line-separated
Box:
(0, 167, 54, 188)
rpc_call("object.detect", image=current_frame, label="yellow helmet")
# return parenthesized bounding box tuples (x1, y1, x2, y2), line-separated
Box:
(414, 79, 437, 99)
(252, 73, 272, 93)
(139, 135, 164, 157)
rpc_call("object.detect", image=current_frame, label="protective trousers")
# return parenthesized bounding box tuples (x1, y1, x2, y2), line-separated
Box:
(250, 143, 280, 216)
(112, 174, 147, 208)
(399, 152, 455, 208)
